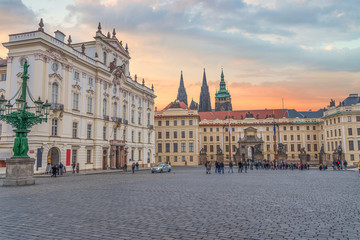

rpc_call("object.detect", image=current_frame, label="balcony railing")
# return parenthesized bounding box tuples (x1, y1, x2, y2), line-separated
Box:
(124, 120, 128, 125)
(103, 115, 109, 121)
(112, 117, 122, 123)
(50, 103, 64, 111)
(148, 124, 154, 129)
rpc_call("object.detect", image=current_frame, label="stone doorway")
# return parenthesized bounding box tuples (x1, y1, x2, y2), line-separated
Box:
(48, 147, 60, 165)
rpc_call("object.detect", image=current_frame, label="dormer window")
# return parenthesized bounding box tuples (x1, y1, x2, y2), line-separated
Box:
(103, 52, 107, 65)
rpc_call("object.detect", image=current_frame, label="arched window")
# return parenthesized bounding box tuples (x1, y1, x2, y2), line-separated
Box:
(103, 98, 107, 117)
(113, 102, 117, 118)
(52, 82, 58, 104)
(147, 151, 150, 163)
(103, 52, 107, 65)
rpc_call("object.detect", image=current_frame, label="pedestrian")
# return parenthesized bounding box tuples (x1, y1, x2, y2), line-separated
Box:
(358, 161, 360, 174)
(205, 161, 211, 174)
(228, 161, 234, 173)
(319, 163, 323, 171)
(219, 161, 224, 174)
(46, 162, 51, 175)
(51, 164, 57, 177)
(244, 161, 248, 173)
(59, 162, 64, 175)
(76, 163, 79, 173)
(238, 161, 243, 173)
(72, 162, 76, 174)
(215, 161, 219, 173)
(124, 163, 127, 172)
(136, 162, 139, 171)
(132, 162, 136, 173)
(343, 160, 347, 169)
(56, 163, 60, 175)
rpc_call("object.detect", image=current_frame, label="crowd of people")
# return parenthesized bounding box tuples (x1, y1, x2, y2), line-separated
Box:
(45, 162, 80, 177)
(205, 159, 318, 174)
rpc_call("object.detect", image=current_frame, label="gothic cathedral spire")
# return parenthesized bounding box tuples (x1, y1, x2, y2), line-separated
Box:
(177, 71, 188, 105)
(199, 68, 212, 112)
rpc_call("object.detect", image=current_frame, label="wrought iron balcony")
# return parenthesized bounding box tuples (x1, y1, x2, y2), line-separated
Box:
(50, 103, 64, 111)
(112, 117, 122, 123)
(123, 119, 128, 125)
(103, 115, 109, 121)
(148, 124, 154, 129)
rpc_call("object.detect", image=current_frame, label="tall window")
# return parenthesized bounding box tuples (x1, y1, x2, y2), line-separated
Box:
(123, 129, 126, 140)
(51, 119, 58, 136)
(114, 128, 117, 140)
(138, 132, 141, 142)
(113, 102, 117, 118)
(181, 120, 185, 126)
(138, 112, 142, 125)
(158, 143, 162, 153)
(189, 143, 194, 152)
(103, 99, 107, 117)
(174, 131, 178, 138)
(52, 82, 58, 104)
(86, 150, 91, 163)
(348, 128, 353, 136)
(147, 113, 150, 126)
(123, 105, 126, 121)
(87, 97, 93, 113)
(72, 122, 78, 138)
(189, 120, 193, 125)
(131, 109, 135, 123)
(103, 126, 107, 140)
(349, 140, 354, 151)
(173, 143, 178, 152)
(87, 124, 92, 139)
(181, 143, 186, 152)
(73, 93, 79, 110)
(103, 51, 107, 65)
(132, 130, 134, 142)
(138, 150, 141, 161)
(148, 133, 151, 143)
(189, 131, 193, 138)
(166, 143, 170, 152)
(1, 74, 6, 81)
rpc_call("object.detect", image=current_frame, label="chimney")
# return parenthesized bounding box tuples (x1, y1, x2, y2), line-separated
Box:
(54, 30, 66, 42)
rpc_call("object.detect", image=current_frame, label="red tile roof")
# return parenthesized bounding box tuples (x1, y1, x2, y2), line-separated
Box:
(162, 101, 190, 111)
(199, 109, 288, 120)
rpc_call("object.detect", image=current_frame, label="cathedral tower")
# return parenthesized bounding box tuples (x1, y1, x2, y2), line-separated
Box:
(199, 68, 212, 112)
(176, 71, 188, 105)
(215, 68, 232, 111)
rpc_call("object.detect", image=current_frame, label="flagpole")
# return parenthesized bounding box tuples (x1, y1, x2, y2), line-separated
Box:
(273, 110, 277, 165)
(228, 111, 231, 162)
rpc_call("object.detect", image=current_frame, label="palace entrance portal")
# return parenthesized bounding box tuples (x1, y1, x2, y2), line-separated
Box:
(236, 127, 264, 162)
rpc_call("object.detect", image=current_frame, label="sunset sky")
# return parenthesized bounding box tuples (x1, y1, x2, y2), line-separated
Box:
(0, 0, 359, 111)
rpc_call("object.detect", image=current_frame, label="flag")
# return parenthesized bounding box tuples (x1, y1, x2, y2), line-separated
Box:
(273, 121, 276, 136)
(229, 122, 232, 136)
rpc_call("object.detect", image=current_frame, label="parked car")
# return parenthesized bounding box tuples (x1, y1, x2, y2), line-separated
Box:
(151, 164, 171, 173)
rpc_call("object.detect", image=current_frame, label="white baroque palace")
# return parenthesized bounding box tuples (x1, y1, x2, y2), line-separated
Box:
(0, 20, 156, 173)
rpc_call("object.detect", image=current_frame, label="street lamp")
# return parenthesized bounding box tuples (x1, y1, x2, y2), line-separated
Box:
(0, 60, 51, 159)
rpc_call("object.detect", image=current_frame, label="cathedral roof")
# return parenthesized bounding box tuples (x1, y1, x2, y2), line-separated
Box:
(215, 68, 230, 98)
(189, 99, 199, 110)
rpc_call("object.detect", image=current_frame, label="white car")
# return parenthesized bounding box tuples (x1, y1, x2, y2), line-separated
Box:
(151, 164, 171, 173)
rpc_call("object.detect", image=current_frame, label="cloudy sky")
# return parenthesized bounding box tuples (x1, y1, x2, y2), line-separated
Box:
(0, 0, 359, 111)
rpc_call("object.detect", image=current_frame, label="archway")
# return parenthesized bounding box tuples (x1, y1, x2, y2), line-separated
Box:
(48, 147, 60, 165)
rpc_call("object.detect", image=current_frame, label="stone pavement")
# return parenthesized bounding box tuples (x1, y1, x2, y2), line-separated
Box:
(1, 167, 360, 239)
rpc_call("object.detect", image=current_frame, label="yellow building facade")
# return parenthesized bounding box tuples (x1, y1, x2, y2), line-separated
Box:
(155, 101, 200, 166)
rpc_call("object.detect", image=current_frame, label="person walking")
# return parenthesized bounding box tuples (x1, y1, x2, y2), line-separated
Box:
(51, 164, 57, 178)
(135, 162, 139, 171)
(132, 162, 136, 173)
(219, 161, 225, 174)
(72, 162, 76, 174)
(244, 161, 248, 173)
(205, 161, 211, 174)
(59, 162, 64, 175)
(238, 161, 243, 173)
(215, 161, 219, 173)
(343, 159, 347, 169)
(124, 163, 127, 172)
(358, 161, 360, 174)
(228, 161, 234, 173)
(46, 162, 51, 175)
(76, 163, 80, 173)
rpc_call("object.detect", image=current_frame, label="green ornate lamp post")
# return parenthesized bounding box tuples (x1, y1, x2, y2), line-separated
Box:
(1, 60, 51, 186)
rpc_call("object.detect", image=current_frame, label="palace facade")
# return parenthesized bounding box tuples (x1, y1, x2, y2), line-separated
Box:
(0, 20, 156, 173)
(155, 70, 360, 167)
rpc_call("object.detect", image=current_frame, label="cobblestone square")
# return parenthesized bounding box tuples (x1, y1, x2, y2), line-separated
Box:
(1, 167, 360, 239)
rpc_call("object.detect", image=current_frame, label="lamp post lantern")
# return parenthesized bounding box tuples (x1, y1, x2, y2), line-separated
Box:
(0, 60, 51, 186)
